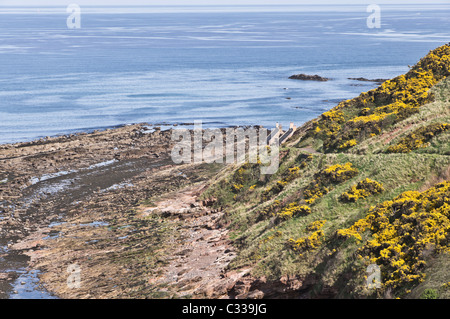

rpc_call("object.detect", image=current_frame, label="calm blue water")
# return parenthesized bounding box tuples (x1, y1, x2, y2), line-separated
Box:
(0, 5, 449, 144)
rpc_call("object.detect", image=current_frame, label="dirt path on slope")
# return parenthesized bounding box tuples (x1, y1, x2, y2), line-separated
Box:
(139, 184, 238, 298)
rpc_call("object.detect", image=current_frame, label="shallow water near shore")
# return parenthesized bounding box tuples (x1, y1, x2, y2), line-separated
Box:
(1, 5, 450, 144)
(8, 268, 58, 299)
(0, 152, 171, 298)
(0, 241, 56, 299)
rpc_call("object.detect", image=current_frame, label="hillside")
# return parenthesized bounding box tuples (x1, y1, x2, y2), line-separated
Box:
(201, 44, 450, 299)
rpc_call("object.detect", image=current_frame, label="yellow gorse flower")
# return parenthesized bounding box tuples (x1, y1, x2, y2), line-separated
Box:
(337, 181, 450, 289)
(305, 44, 450, 152)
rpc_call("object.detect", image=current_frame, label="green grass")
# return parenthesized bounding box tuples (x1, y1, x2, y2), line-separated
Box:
(409, 254, 450, 299)
(353, 77, 450, 156)
(204, 75, 450, 299)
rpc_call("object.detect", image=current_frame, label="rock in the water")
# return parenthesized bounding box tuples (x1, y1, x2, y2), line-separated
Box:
(289, 73, 329, 81)
(348, 77, 388, 83)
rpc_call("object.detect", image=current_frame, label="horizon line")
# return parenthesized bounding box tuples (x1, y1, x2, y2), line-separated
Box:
(1, 3, 449, 7)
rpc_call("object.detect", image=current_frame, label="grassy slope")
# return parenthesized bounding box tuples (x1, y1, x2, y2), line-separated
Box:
(202, 46, 450, 299)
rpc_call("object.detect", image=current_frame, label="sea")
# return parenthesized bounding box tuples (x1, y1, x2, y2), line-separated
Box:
(0, 4, 449, 144)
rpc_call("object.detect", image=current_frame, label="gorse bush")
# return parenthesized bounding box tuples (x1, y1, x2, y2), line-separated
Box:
(277, 202, 311, 220)
(340, 178, 384, 202)
(322, 163, 360, 182)
(288, 220, 326, 256)
(337, 181, 450, 290)
(228, 162, 264, 198)
(262, 154, 313, 200)
(386, 122, 449, 153)
(306, 219, 327, 232)
(256, 200, 281, 222)
(270, 162, 357, 225)
(304, 162, 359, 204)
(230, 163, 258, 190)
(302, 44, 450, 152)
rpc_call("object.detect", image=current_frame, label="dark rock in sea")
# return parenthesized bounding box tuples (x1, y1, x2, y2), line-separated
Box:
(348, 77, 388, 83)
(349, 84, 366, 87)
(322, 99, 345, 103)
(289, 74, 329, 81)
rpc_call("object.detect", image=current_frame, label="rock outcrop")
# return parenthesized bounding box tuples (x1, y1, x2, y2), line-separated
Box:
(289, 74, 329, 81)
(348, 77, 388, 83)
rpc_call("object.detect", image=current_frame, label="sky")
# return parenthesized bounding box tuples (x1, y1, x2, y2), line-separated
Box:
(1, 0, 449, 6)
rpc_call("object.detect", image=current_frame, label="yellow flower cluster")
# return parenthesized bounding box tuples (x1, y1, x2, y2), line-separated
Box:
(323, 162, 359, 179)
(262, 154, 312, 199)
(277, 202, 311, 220)
(304, 163, 359, 204)
(322, 109, 345, 123)
(349, 112, 389, 124)
(229, 162, 261, 194)
(441, 282, 450, 290)
(304, 44, 450, 152)
(262, 179, 289, 200)
(338, 181, 450, 289)
(257, 200, 282, 220)
(307, 219, 327, 232)
(338, 139, 358, 149)
(340, 178, 384, 202)
(288, 220, 326, 256)
(386, 123, 449, 153)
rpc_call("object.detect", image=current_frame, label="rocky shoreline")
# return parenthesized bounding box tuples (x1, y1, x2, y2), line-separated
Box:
(347, 77, 388, 83)
(1, 122, 304, 299)
(0, 124, 243, 298)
